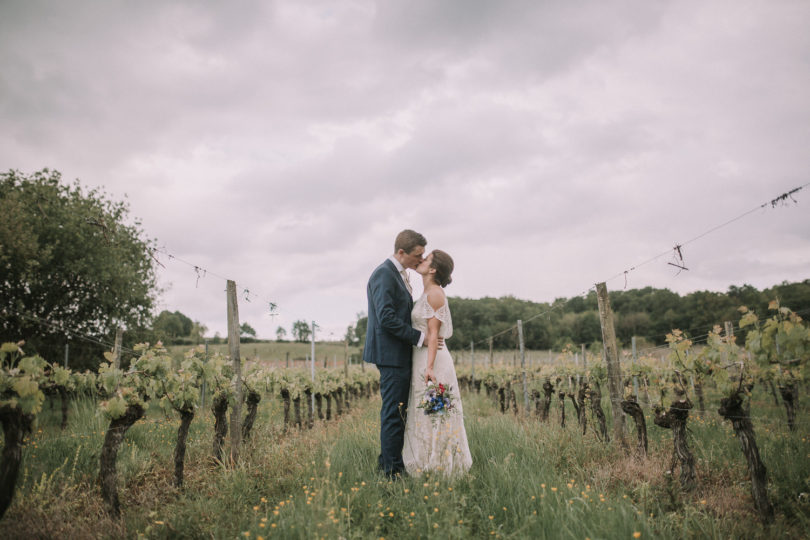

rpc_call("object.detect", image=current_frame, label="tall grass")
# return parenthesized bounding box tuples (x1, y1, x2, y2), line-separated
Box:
(1, 382, 807, 538)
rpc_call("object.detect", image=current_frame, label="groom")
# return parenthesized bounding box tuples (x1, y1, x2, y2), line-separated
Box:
(364, 229, 429, 479)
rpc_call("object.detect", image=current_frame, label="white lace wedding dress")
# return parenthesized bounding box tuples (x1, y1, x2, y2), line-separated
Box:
(403, 293, 472, 477)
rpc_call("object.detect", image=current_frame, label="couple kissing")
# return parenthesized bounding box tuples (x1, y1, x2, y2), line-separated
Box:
(363, 229, 472, 480)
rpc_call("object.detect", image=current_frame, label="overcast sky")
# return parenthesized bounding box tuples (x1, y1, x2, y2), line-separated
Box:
(2, 0, 809, 341)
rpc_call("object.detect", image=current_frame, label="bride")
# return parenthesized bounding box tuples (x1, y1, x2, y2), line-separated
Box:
(403, 250, 472, 477)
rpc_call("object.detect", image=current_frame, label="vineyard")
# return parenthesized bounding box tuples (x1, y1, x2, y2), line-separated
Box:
(0, 301, 808, 538)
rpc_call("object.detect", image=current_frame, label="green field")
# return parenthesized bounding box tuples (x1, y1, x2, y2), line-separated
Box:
(168, 341, 609, 373)
(168, 341, 364, 368)
(1, 373, 808, 538)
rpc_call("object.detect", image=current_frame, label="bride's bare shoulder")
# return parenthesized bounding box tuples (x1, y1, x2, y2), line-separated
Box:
(426, 287, 446, 311)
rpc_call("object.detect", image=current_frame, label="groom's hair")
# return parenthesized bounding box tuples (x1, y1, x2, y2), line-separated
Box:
(394, 229, 426, 254)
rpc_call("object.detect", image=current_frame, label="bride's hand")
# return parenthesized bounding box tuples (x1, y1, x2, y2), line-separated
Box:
(424, 367, 437, 385)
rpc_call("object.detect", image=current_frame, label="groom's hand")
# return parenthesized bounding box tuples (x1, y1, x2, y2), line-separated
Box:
(437, 337, 444, 350)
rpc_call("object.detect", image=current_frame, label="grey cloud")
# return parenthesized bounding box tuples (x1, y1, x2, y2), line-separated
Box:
(373, 0, 668, 81)
(2, 1, 809, 338)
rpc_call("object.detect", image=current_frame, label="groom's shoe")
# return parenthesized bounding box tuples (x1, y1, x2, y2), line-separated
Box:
(385, 469, 409, 481)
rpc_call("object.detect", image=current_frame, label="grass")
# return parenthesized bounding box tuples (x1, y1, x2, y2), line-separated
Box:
(2, 380, 809, 538)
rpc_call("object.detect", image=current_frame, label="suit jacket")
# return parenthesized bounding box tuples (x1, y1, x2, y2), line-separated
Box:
(363, 259, 421, 368)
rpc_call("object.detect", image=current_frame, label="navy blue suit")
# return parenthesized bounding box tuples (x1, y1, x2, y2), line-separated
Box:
(363, 259, 421, 476)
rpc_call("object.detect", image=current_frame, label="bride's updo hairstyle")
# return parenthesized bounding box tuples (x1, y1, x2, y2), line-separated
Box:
(430, 250, 454, 288)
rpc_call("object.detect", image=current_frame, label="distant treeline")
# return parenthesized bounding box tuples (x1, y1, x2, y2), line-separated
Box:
(445, 279, 810, 351)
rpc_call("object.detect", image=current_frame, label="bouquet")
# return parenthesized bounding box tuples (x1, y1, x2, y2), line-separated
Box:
(416, 381, 456, 422)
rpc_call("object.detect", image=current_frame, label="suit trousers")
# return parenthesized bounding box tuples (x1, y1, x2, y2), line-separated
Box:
(377, 364, 412, 476)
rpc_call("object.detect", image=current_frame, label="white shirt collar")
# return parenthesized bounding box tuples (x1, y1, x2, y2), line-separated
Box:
(388, 255, 405, 273)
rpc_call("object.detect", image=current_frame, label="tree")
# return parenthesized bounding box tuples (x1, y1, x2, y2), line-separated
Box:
(153, 311, 193, 342)
(354, 314, 368, 345)
(616, 312, 651, 343)
(344, 324, 357, 345)
(275, 326, 287, 342)
(572, 311, 601, 344)
(0, 169, 158, 370)
(240, 323, 256, 338)
(291, 320, 311, 343)
(151, 310, 206, 345)
(189, 321, 208, 344)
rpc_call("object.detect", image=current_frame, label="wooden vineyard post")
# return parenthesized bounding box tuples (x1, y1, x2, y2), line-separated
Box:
(64, 342, 69, 368)
(113, 328, 123, 369)
(596, 282, 626, 447)
(344, 339, 349, 378)
(227, 280, 242, 465)
(632, 336, 639, 400)
(581, 344, 587, 371)
(518, 320, 528, 417)
(470, 341, 475, 390)
(489, 337, 494, 367)
(310, 321, 316, 414)
(201, 339, 209, 410)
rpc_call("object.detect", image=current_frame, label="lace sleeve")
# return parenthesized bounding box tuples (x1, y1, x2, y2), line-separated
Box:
(432, 303, 451, 326)
(414, 297, 437, 322)
(414, 297, 453, 338)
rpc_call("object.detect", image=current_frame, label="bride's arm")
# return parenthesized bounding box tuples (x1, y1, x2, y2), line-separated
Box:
(424, 289, 446, 384)
(425, 317, 442, 384)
